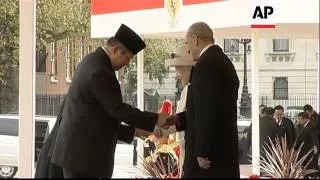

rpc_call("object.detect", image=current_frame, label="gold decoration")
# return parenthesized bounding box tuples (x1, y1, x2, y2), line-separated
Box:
(165, 0, 182, 28)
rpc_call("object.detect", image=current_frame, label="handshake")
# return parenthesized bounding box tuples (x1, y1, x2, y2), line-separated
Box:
(134, 113, 177, 139)
(157, 113, 177, 129)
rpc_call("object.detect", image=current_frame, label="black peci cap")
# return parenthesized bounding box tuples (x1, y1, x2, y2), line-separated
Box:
(114, 24, 146, 55)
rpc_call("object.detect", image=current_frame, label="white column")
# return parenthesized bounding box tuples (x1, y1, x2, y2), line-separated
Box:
(66, 38, 71, 82)
(136, 46, 145, 167)
(251, 30, 260, 175)
(137, 49, 144, 110)
(50, 42, 55, 74)
(19, 0, 36, 178)
(317, 44, 319, 112)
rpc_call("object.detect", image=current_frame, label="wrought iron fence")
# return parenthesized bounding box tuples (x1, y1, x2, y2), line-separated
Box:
(36, 94, 66, 116)
(2, 94, 318, 117)
(34, 93, 170, 116)
(260, 95, 318, 111)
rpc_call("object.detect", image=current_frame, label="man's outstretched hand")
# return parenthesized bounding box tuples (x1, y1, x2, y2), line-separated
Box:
(157, 113, 170, 127)
(161, 115, 176, 129)
(134, 128, 151, 139)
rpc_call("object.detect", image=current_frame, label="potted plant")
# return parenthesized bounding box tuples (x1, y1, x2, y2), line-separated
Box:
(251, 136, 318, 178)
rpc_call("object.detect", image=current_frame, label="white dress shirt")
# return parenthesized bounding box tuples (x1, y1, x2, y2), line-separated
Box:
(304, 120, 310, 128)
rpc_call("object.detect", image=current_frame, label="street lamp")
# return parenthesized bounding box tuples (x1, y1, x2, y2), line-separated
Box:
(237, 39, 252, 118)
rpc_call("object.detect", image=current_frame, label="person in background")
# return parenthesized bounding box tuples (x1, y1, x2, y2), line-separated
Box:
(274, 105, 296, 150)
(304, 104, 320, 125)
(303, 104, 320, 173)
(259, 107, 277, 150)
(259, 104, 267, 119)
(304, 104, 320, 138)
(164, 45, 194, 176)
(246, 104, 267, 150)
(259, 107, 277, 176)
(295, 112, 319, 178)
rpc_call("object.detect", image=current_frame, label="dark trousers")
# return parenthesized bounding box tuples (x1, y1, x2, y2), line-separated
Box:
(63, 168, 99, 178)
(183, 159, 240, 178)
(183, 161, 215, 178)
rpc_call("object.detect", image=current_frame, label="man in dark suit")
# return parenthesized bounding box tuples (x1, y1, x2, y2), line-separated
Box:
(274, 105, 296, 150)
(50, 24, 169, 178)
(304, 104, 320, 125)
(246, 104, 267, 151)
(295, 112, 319, 178)
(304, 104, 320, 145)
(169, 22, 240, 178)
(259, 107, 277, 150)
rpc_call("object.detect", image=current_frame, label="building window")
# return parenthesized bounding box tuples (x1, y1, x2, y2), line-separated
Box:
(273, 39, 289, 52)
(66, 37, 80, 82)
(50, 41, 58, 82)
(80, 36, 84, 60)
(78, 37, 84, 66)
(273, 77, 288, 100)
(36, 50, 47, 72)
(65, 38, 71, 82)
(71, 39, 77, 78)
(87, 45, 93, 54)
(224, 39, 239, 53)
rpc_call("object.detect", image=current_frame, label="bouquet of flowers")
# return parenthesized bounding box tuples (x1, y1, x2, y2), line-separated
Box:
(138, 138, 181, 178)
(137, 99, 182, 178)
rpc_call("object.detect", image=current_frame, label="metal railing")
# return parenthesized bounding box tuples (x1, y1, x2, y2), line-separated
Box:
(260, 95, 317, 110)
(2, 94, 318, 117)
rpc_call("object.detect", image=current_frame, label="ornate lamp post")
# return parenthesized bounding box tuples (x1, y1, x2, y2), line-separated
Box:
(238, 39, 252, 118)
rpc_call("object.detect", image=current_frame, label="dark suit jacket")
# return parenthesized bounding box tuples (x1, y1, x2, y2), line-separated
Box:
(310, 112, 320, 146)
(50, 47, 158, 177)
(295, 122, 319, 168)
(34, 97, 66, 178)
(260, 115, 277, 149)
(176, 45, 240, 178)
(275, 117, 296, 149)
